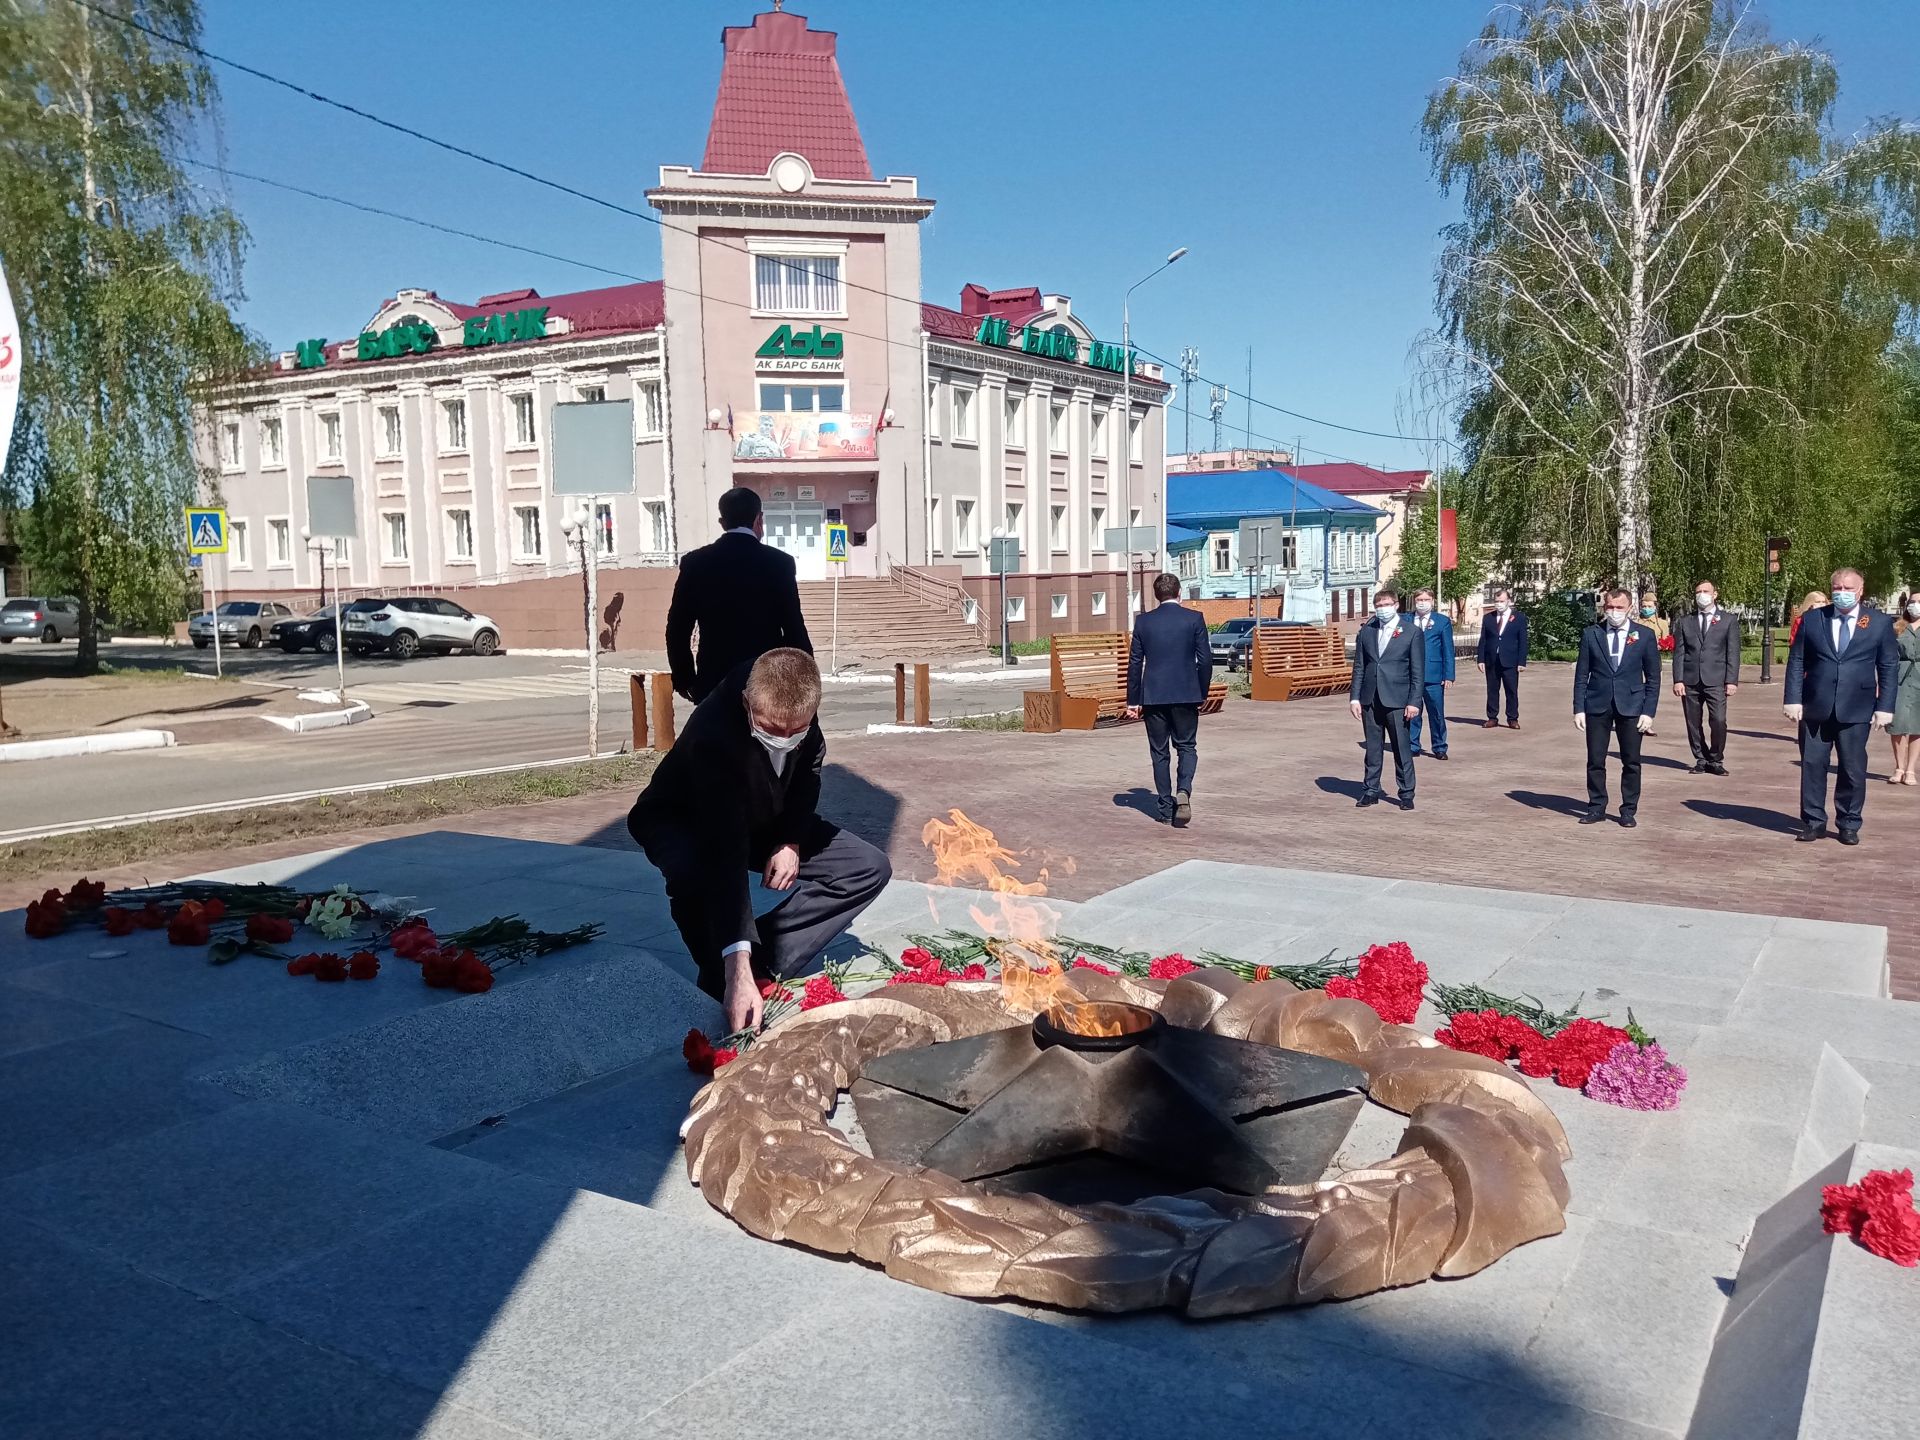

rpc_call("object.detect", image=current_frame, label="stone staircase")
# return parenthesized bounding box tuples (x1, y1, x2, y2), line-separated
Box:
(796, 573, 985, 665)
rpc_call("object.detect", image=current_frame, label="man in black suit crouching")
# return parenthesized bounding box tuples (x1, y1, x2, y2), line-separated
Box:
(1573, 588, 1661, 828)
(1125, 572, 1213, 826)
(1350, 586, 1425, 811)
(666, 486, 813, 703)
(627, 648, 889, 1034)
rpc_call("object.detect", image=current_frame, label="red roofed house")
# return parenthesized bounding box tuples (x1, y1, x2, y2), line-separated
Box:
(1289, 462, 1432, 594)
(195, 7, 1170, 648)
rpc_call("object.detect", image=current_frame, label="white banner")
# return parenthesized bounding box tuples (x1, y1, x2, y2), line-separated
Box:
(0, 254, 18, 484)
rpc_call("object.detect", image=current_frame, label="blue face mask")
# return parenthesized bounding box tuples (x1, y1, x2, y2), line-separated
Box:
(1640, 606, 1655, 617)
(1832, 589, 1858, 611)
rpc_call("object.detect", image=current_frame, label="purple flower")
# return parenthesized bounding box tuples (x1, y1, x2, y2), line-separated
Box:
(1585, 1040, 1687, 1111)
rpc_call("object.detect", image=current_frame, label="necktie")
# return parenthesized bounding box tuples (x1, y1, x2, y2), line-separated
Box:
(1610, 630, 1621, 666)
(1838, 619, 1852, 654)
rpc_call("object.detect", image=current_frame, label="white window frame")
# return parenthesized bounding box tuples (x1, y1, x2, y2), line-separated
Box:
(440, 395, 469, 454)
(445, 507, 476, 564)
(1049, 402, 1068, 455)
(594, 501, 616, 559)
(259, 414, 285, 469)
(1280, 530, 1299, 569)
(1176, 550, 1199, 581)
(1091, 505, 1107, 551)
(1006, 594, 1026, 622)
(953, 497, 975, 552)
(1090, 409, 1108, 459)
(929, 495, 942, 555)
(951, 385, 978, 444)
(1004, 393, 1026, 449)
(1128, 412, 1144, 463)
(643, 499, 669, 553)
(575, 381, 607, 404)
(1050, 592, 1068, 619)
(267, 517, 292, 569)
(756, 381, 845, 414)
(219, 419, 242, 471)
(927, 378, 940, 439)
(381, 510, 410, 564)
(962, 594, 979, 625)
(1091, 590, 1108, 616)
(512, 503, 545, 560)
(747, 237, 849, 319)
(636, 380, 664, 439)
(1004, 500, 1024, 551)
(228, 519, 251, 569)
(1211, 534, 1233, 574)
(318, 411, 343, 464)
(507, 391, 538, 449)
(1049, 503, 1067, 552)
(376, 403, 403, 460)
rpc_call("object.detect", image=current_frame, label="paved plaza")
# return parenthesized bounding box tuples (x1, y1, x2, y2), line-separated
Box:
(4, 780, 1920, 1435)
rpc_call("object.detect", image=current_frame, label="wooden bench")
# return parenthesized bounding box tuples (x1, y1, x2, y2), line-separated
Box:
(1249, 624, 1352, 702)
(1036, 632, 1229, 731)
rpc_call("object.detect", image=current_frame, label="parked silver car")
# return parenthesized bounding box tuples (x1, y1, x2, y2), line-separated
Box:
(189, 599, 297, 649)
(0, 596, 106, 644)
(344, 595, 502, 659)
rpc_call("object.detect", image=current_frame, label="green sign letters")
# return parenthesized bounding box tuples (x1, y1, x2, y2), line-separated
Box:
(294, 338, 328, 369)
(462, 307, 549, 348)
(973, 316, 1132, 375)
(357, 320, 437, 361)
(757, 324, 844, 359)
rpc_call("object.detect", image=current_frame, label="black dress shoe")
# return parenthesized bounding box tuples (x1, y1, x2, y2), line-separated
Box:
(1401, 798, 1416, 811)
(1838, 830, 1861, 846)
(1409, 748, 1425, 758)
(1619, 815, 1637, 828)
(1794, 824, 1829, 842)
(1483, 720, 1500, 729)
(1356, 794, 1381, 808)
(1579, 811, 1606, 825)
(1435, 752, 1450, 761)
(1707, 762, 1728, 776)
(1507, 720, 1521, 730)
(1688, 763, 1708, 774)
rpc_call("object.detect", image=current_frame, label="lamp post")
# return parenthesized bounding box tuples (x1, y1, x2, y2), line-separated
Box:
(299, 525, 347, 705)
(560, 501, 600, 757)
(1122, 246, 1186, 614)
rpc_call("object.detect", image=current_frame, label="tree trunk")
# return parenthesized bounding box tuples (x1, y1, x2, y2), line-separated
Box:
(75, 587, 98, 674)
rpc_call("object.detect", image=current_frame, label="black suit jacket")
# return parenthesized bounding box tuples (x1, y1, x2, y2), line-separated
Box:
(1351, 613, 1426, 708)
(626, 663, 824, 957)
(1785, 605, 1900, 725)
(666, 532, 812, 701)
(1477, 610, 1529, 667)
(1672, 609, 1741, 687)
(1126, 601, 1212, 707)
(1573, 622, 1661, 717)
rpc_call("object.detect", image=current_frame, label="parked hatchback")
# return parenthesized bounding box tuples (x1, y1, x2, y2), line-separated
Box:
(344, 596, 502, 659)
(189, 599, 297, 649)
(0, 597, 107, 644)
(1208, 618, 1257, 663)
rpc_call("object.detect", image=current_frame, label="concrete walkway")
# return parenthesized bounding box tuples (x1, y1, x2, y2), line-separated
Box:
(4, 832, 1918, 1437)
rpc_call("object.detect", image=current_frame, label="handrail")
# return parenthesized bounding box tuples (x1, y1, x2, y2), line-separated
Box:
(887, 563, 993, 650)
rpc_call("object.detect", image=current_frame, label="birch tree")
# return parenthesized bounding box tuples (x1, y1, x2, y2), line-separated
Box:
(1422, 0, 1919, 589)
(0, 0, 255, 671)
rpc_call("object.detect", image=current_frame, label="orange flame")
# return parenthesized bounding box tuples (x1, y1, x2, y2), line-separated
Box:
(919, 808, 1082, 1016)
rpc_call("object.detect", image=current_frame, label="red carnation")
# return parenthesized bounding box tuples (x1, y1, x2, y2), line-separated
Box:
(959, 963, 988, 981)
(39, 887, 64, 909)
(888, 966, 951, 987)
(1515, 1041, 1556, 1078)
(201, 897, 227, 922)
(246, 914, 296, 945)
(133, 901, 167, 930)
(1325, 942, 1429, 1025)
(801, 973, 847, 1009)
(1545, 1018, 1634, 1090)
(389, 920, 438, 960)
(759, 978, 793, 1001)
(65, 878, 107, 911)
(102, 906, 136, 937)
(312, 952, 348, 982)
(1071, 958, 1118, 976)
(421, 951, 460, 988)
(712, 1047, 739, 1069)
(453, 955, 494, 993)
(1823, 1169, 1920, 1266)
(1252, 965, 1274, 982)
(899, 946, 938, 971)
(286, 954, 318, 976)
(348, 951, 380, 981)
(683, 1028, 719, 1076)
(1148, 953, 1195, 980)
(167, 911, 211, 947)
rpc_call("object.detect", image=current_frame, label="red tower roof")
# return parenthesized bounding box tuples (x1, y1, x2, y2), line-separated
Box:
(702, 8, 873, 181)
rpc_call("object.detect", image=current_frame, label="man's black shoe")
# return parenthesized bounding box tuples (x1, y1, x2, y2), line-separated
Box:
(1707, 762, 1728, 776)
(1409, 748, 1425, 758)
(1357, 794, 1381, 808)
(1401, 798, 1416, 811)
(1579, 811, 1606, 825)
(1794, 824, 1828, 842)
(1619, 815, 1637, 828)
(1688, 763, 1708, 774)
(1838, 830, 1861, 846)
(1435, 752, 1450, 761)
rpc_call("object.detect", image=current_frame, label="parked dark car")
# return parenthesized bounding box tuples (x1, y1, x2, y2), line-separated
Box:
(1227, 618, 1314, 671)
(1208, 617, 1258, 664)
(269, 603, 364, 654)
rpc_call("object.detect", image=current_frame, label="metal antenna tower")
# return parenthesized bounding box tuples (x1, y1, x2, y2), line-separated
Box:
(1208, 385, 1227, 450)
(1178, 347, 1200, 454)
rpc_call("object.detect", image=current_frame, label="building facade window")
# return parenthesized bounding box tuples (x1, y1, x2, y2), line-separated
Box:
(576, 383, 607, 404)
(962, 594, 979, 625)
(954, 497, 975, 551)
(377, 404, 402, 458)
(926, 378, 940, 438)
(220, 420, 242, 468)
(1004, 393, 1026, 448)
(1211, 534, 1233, 574)
(1050, 593, 1068, 619)
(1176, 550, 1199, 581)
(382, 512, 409, 562)
(513, 504, 544, 559)
(509, 393, 537, 447)
(1049, 503, 1067, 551)
(644, 500, 669, 552)
(1049, 402, 1068, 454)
(259, 415, 284, 467)
(447, 508, 475, 561)
(1091, 409, 1108, 458)
(269, 519, 291, 566)
(753, 253, 841, 315)
(1279, 531, 1299, 569)
(1091, 505, 1107, 550)
(637, 380, 663, 436)
(594, 502, 615, 558)
(229, 520, 250, 567)
(928, 496, 942, 554)
(1004, 500, 1024, 550)
(1128, 413, 1143, 463)
(758, 382, 844, 413)
(1091, 590, 1107, 616)
(1006, 594, 1026, 622)
(441, 397, 468, 452)
(951, 387, 976, 442)
(319, 412, 342, 462)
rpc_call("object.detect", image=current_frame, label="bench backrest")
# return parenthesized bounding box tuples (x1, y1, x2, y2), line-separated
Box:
(1051, 632, 1130, 696)
(1254, 624, 1345, 673)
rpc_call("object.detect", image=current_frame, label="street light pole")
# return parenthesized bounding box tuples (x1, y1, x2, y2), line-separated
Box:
(1122, 246, 1186, 613)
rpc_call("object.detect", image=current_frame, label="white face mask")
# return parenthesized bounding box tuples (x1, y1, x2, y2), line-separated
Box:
(750, 720, 809, 758)
(1496, 601, 1512, 614)
(1833, 589, 1859, 611)
(1906, 602, 1920, 620)
(1414, 600, 1433, 615)
(1695, 593, 1715, 610)
(1605, 609, 1629, 628)
(1374, 606, 1399, 625)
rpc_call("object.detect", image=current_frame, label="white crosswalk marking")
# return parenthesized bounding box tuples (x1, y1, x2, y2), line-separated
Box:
(349, 668, 636, 707)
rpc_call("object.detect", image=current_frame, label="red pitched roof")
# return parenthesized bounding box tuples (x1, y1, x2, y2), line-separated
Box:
(1290, 462, 1431, 495)
(702, 10, 872, 182)
(310, 282, 664, 367)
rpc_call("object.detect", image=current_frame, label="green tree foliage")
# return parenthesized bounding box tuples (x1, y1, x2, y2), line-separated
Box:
(0, 0, 256, 670)
(1386, 473, 1491, 619)
(1422, 0, 1920, 601)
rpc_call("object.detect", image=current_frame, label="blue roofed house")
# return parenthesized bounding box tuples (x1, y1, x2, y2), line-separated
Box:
(1166, 469, 1388, 625)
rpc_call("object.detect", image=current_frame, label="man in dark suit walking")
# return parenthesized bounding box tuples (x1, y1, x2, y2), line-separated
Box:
(1671, 579, 1741, 775)
(1573, 589, 1661, 828)
(666, 486, 812, 703)
(1126, 573, 1213, 827)
(1476, 588, 1529, 728)
(1784, 567, 1900, 845)
(1350, 586, 1425, 810)
(628, 648, 890, 1034)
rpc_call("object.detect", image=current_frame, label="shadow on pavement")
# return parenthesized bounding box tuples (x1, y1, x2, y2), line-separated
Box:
(1685, 799, 1799, 835)
(1313, 775, 1365, 800)
(1506, 789, 1590, 818)
(1112, 788, 1165, 820)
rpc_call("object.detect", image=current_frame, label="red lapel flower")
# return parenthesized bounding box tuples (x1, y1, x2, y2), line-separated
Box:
(1858, 614, 1871, 629)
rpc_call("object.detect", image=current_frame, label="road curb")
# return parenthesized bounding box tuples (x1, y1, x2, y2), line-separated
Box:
(259, 701, 373, 734)
(0, 729, 177, 763)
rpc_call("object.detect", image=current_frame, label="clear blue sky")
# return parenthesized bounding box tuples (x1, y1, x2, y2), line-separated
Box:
(196, 0, 1918, 473)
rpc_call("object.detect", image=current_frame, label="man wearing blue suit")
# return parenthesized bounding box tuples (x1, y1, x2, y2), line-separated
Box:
(1476, 587, 1529, 728)
(1407, 587, 1455, 760)
(1573, 588, 1661, 828)
(1784, 567, 1900, 845)
(1350, 585, 1425, 810)
(1126, 573, 1213, 827)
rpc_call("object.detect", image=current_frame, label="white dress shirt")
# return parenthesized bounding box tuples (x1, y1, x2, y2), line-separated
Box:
(1832, 613, 1855, 653)
(1375, 620, 1394, 657)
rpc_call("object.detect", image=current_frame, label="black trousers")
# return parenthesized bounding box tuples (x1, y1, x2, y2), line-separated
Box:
(638, 816, 890, 999)
(1584, 711, 1644, 816)
(1142, 703, 1199, 800)
(1485, 661, 1521, 722)
(1362, 700, 1415, 801)
(1799, 717, 1870, 834)
(1682, 683, 1729, 764)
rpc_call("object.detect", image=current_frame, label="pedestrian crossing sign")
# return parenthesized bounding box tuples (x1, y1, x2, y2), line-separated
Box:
(184, 507, 228, 555)
(826, 522, 849, 562)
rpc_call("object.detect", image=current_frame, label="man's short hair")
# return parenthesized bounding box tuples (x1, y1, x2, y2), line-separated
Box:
(1152, 572, 1181, 601)
(1414, 588, 1435, 602)
(718, 486, 762, 530)
(1605, 588, 1632, 605)
(1374, 585, 1398, 605)
(745, 647, 820, 722)
(1693, 581, 1716, 593)
(1830, 567, 1865, 588)
(1493, 587, 1513, 601)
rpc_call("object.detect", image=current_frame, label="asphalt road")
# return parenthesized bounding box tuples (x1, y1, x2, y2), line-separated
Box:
(0, 641, 1041, 836)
